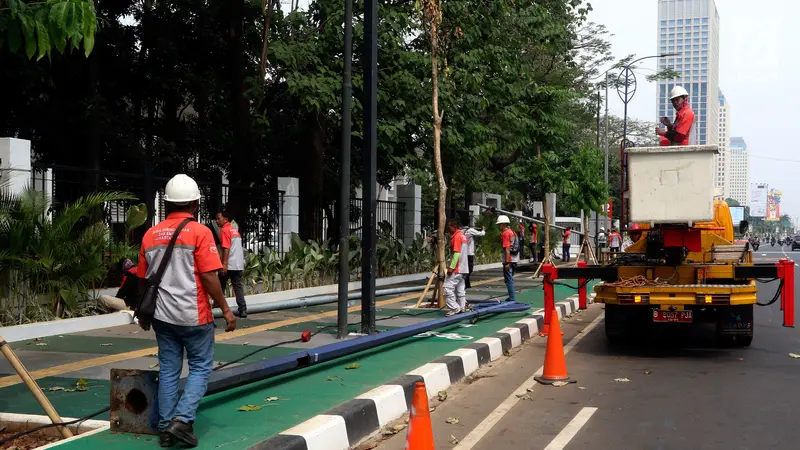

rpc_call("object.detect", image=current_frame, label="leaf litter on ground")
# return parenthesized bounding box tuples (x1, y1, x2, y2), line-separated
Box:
(345, 363, 360, 370)
(449, 435, 460, 444)
(614, 377, 631, 383)
(438, 390, 447, 401)
(238, 405, 262, 412)
(789, 353, 800, 359)
(446, 417, 459, 425)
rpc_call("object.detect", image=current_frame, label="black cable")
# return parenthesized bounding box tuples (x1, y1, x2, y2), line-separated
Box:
(550, 278, 593, 290)
(756, 277, 780, 283)
(757, 279, 784, 307)
(0, 407, 110, 446)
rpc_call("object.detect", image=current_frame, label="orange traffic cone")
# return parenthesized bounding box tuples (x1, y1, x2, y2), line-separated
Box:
(404, 381, 435, 449)
(535, 309, 576, 385)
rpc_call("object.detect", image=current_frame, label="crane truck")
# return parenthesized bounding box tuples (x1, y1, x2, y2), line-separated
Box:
(546, 144, 795, 346)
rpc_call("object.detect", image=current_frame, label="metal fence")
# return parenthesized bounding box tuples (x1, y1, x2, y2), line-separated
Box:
(421, 206, 474, 235)
(30, 164, 284, 256)
(322, 198, 406, 242)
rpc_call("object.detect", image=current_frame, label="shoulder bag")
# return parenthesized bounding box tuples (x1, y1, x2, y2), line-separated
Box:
(134, 218, 193, 321)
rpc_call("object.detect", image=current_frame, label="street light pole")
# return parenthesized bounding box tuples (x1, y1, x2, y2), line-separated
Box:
(604, 71, 609, 186)
(616, 53, 678, 228)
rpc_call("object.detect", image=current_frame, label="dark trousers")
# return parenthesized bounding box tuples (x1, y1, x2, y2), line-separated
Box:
(465, 255, 475, 289)
(528, 243, 538, 263)
(562, 243, 571, 263)
(219, 270, 247, 312)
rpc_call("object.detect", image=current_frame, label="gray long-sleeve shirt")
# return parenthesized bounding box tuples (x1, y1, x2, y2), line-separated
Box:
(462, 227, 486, 256)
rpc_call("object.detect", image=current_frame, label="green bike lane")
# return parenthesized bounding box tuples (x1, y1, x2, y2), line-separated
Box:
(2, 274, 590, 448)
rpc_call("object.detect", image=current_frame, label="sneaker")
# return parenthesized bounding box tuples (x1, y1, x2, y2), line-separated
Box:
(445, 309, 460, 317)
(165, 420, 198, 448)
(159, 431, 176, 448)
(238, 309, 248, 319)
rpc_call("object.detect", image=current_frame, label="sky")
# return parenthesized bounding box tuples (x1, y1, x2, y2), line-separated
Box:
(588, 0, 800, 217)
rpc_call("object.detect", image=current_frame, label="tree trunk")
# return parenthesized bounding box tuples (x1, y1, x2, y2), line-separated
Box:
(259, 0, 274, 81)
(427, 2, 446, 308)
(226, 0, 255, 224)
(298, 114, 326, 241)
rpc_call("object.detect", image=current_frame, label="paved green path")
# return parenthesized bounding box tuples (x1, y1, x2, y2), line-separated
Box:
(47, 280, 590, 449)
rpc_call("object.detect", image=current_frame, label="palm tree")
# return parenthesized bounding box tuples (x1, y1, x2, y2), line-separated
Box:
(0, 187, 135, 324)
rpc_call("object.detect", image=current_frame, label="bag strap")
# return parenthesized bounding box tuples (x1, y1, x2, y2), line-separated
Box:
(149, 217, 193, 286)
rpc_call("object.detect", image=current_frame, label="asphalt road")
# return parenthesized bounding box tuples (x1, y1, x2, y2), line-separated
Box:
(372, 254, 800, 450)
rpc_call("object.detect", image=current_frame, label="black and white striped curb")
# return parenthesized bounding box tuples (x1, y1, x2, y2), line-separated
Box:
(252, 292, 595, 450)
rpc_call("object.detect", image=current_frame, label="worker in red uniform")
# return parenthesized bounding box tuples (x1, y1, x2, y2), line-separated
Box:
(656, 86, 695, 146)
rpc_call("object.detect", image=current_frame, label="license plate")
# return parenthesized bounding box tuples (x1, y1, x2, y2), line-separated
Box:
(652, 310, 693, 323)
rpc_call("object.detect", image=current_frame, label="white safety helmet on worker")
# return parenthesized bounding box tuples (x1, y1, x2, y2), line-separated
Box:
(164, 174, 202, 204)
(495, 215, 511, 225)
(669, 85, 689, 100)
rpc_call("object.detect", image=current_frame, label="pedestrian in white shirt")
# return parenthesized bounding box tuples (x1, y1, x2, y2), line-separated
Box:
(461, 225, 486, 289)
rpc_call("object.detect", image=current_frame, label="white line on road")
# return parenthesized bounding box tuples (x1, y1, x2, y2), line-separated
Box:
(543, 407, 598, 450)
(453, 313, 605, 450)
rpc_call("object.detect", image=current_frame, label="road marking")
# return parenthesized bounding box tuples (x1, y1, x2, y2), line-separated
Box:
(453, 313, 604, 450)
(0, 276, 508, 389)
(544, 407, 598, 450)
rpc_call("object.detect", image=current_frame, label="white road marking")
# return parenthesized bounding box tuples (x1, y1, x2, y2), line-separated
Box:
(543, 407, 598, 450)
(453, 313, 605, 450)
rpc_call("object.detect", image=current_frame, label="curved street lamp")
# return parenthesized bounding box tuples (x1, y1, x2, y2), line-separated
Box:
(617, 53, 679, 229)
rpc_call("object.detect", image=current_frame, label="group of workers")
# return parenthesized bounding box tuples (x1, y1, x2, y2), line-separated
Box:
(443, 214, 553, 316)
(121, 83, 696, 448)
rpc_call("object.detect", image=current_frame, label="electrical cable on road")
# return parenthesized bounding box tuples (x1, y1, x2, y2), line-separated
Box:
(0, 291, 531, 445)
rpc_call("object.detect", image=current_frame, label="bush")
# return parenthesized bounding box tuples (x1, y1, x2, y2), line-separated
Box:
(236, 230, 438, 294)
(0, 188, 137, 325)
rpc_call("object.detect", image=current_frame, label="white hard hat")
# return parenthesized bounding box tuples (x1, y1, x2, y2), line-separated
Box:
(164, 174, 201, 203)
(495, 215, 511, 225)
(600, 227, 605, 232)
(669, 86, 689, 100)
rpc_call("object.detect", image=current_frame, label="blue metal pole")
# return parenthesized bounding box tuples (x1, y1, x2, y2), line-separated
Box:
(204, 302, 529, 396)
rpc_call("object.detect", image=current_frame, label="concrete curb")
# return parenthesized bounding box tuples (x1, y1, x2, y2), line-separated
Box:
(252, 292, 595, 450)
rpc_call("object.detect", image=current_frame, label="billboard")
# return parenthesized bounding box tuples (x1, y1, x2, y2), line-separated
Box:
(729, 206, 745, 226)
(766, 189, 782, 222)
(750, 183, 768, 218)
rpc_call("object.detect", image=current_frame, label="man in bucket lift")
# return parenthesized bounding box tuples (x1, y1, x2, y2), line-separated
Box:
(656, 86, 695, 146)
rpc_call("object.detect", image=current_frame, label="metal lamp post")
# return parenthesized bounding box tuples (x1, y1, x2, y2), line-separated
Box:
(616, 53, 678, 228)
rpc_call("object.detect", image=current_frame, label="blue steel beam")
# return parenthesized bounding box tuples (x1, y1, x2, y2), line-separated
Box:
(204, 301, 530, 396)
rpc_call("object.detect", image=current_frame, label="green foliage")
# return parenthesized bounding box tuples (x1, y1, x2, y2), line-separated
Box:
(0, 187, 135, 325)
(125, 203, 147, 229)
(562, 146, 609, 214)
(1, 0, 97, 59)
(236, 231, 437, 294)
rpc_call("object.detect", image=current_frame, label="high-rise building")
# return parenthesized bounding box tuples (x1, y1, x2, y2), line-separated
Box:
(729, 137, 749, 205)
(717, 91, 730, 196)
(656, 0, 721, 147)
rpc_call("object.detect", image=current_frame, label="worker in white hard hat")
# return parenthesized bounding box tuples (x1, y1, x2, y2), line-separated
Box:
(656, 85, 695, 146)
(137, 174, 237, 448)
(496, 215, 519, 302)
